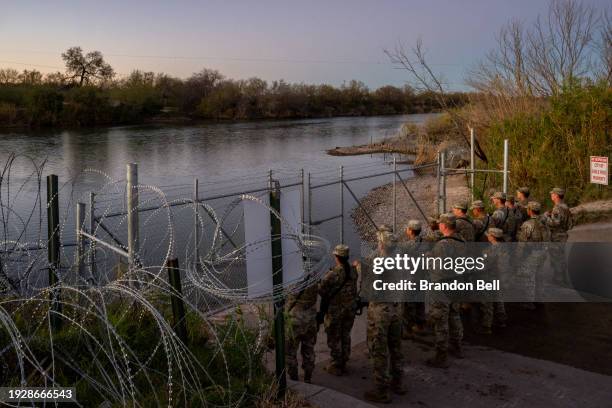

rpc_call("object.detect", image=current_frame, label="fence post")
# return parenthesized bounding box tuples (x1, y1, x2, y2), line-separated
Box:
(339, 165, 344, 243)
(393, 156, 397, 232)
(76, 202, 85, 280)
(307, 172, 312, 236)
(89, 192, 96, 283)
(300, 169, 305, 235)
(46, 174, 62, 331)
(193, 178, 199, 269)
(269, 178, 286, 398)
(503, 139, 509, 194)
(126, 163, 140, 270)
(470, 127, 475, 202)
(437, 151, 447, 215)
(167, 258, 188, 344)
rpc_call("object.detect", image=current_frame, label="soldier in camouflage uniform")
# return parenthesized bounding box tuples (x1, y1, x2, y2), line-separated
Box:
(477, 228, 508, 334)
(363, 228, 405, 403)
(505, 196, 522, 240)
(452, 202, 475, 242)
(424, 216, 443, 242)
(490, 192, 516, 241)
(471, 200, 492, 242)
(516, 187, 531, 223)
(286, 282, 319, 383)
(544, 188, 573, 285)
(517, 201, 550, 305)
(318, 244, 357, 375)
(400, 220, 426, 338)
(427, 213, 465, 368)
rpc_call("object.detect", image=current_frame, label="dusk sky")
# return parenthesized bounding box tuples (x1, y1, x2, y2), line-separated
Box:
(1, 0, 609, 90)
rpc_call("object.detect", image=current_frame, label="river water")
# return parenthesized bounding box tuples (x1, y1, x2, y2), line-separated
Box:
(1, 114, 433, 289)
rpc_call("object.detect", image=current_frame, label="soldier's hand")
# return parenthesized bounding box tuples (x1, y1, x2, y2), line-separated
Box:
(352, 260, 360, 268)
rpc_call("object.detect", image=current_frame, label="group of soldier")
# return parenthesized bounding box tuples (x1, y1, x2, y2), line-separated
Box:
(284, 186, 573, 403)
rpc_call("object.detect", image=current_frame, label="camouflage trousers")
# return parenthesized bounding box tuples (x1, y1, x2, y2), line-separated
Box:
(324, 309, 355, 368)
(429, 301, 463, 351)
(403, 302, 426, 332)
(479, 302, 507, 329)
(367, 303, 403, 389)
(286, 319, 317, 378)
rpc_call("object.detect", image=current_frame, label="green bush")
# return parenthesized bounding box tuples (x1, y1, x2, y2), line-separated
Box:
(479, 81, 611, 206)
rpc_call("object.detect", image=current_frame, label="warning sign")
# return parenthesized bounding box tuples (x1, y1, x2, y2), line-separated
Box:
(590, 156, 608, 185)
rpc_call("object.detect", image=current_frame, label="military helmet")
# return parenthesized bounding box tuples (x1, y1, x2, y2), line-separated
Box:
(377, 224, 393, 233)
(333, 244, 349, 257)
(490, 191, 506, 200)
(517, 186, 530, 195)
(406, 219, 422, 231)
(470, 200, 485, 209)
(438, 213, 456, 228)
(452, 202, 468, 211)
(486, 227, 503, 239)
(527, 201, 541, 212)
(550, 187, 565, 196)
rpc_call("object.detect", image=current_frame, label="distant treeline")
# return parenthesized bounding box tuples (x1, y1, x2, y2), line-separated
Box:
(0, 66, 468, 128)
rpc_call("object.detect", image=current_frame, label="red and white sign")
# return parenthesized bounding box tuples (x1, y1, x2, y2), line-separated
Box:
(590, 156, 608, 185)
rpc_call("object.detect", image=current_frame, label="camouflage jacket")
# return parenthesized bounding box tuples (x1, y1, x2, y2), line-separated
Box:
(428, 232, 465, 282)
(517, 199, 530, 222)
(517, 216, 549, 242)
(472, 214, 492, 242)
(492, 206, 516, 241)
(319, 264, 357, 315)
(507, 207, 522, 240)
(286, 284, 318, 327)
(544, 202, 572, 241)
(456, 216, 476, 242)
(424, 229, 443, 242)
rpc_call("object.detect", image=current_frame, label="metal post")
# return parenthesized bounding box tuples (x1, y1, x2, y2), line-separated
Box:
(269, 179, 286, 398)
(89, 192, 96, 282)
(393, 157, 397, 232)
(470, 127, 475, 202)
(440, 151, 446, 214)
(76, 202, 85, 280)
(307, 172, 312, 236)
(193, 178, 199, 269)
(167, 258, 188, 344)
(503, 139, 509, 194)
(46, 174, 62, 331)
(300, 169, 305, 235)
(339, 166, 344, 243)
(126, 163, 139, 269)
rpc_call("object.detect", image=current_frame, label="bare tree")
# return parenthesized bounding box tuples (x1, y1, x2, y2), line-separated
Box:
(0, 68, 20, 85)
(62, 46, 114, 86)
(385, 39, 489, 162)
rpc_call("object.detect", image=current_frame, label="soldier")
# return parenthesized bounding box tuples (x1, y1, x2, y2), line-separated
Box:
(476, 228, 508, 334)
(516, 187, 531, 223)
(401, 220, 426, 338)
(318, 244, 358, 375)
(364, 229, 405, 403)
(285, 281, 318, 383)
(544, 188, 573, 243)
(427, 213, 465, 368)
(471, 200, 492, 242)
(517, 201, 550, 307)
(452, 202, 475, 242)
(424, 216, 443, 242)
(505, 196, 522, 240)
(490, 192, 516, 241)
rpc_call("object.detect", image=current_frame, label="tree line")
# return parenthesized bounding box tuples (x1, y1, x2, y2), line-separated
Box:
(0, 47, 468, 127)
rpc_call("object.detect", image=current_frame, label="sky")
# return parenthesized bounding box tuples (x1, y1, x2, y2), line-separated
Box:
(0, 0, 609, 90)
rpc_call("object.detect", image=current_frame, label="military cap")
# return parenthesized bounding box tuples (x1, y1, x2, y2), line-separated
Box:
(438, 213, 456, 227)
(550, 187, 565, 196)
(517, 187, 530, 195)
(470, 200, 485, 209)
(333, 244, 349, 257)
(490, 191, 506, 200)
(452, 202, 468, 211)
(527, 201, 541, 212)
(377, 230, 397, 245)
(406, 219, 422, 231)
(506, 196, 515, 204)
(427, 215, 439, 225)
(486, 228, 503, 239)
(377, 224, 393, 233)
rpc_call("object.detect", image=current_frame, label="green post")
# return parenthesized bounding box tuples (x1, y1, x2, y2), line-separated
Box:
(270, 179, 286, 397)
(47, 174, 62, 331)
(167, 258, 188, 344)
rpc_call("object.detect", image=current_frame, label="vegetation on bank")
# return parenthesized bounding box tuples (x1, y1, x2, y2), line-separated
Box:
(0, 48, 468, 128)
